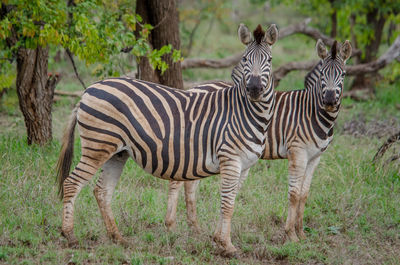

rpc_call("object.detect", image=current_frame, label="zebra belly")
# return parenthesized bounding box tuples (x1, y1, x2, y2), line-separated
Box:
(79, 79, 226, 181)
(262, 141, 289, 160)
(128, 145, 220, 181)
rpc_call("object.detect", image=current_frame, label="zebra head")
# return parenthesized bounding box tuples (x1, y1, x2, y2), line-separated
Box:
(316, 39, 352, 112)
(238, 23, 278, 102)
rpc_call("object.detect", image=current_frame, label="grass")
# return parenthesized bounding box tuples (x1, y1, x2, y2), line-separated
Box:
(0, 123, 399, 264)
(1, 3, 400, 264)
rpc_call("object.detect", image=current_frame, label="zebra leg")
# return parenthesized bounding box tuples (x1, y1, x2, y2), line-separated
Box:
(238, 168, 249, 189)
(213, 161, 242, 257)
(285, 149, 308, 242)
(165, 180, 184, 231)
(93, 151, 129, 246)
(184, 180, 201, 233)
(295, 156, 320, 240)
(62, 157, 108, 247)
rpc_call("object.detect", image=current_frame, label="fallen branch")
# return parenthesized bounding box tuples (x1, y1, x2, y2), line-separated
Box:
(54, 90, 83, 97)
(272, 60, 318, 87)
(342, 89, 374, 101)
(373, 130, 400, 163)
(182, 53, 242, 69)
(181, 18, 361, 70)
(384, 154, 400, 165)
(346, 35, 400, 75)
(273, 35, 400, 86)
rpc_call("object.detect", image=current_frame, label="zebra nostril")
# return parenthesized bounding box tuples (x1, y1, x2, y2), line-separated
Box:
(324, 90, 336, 106)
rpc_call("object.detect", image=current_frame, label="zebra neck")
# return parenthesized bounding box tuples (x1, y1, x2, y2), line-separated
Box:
(233, 83, 274, 133)
(309, 87, 339, 137)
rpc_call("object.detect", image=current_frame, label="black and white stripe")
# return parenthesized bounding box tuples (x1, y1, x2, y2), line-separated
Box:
(56, 24, 279, 255)
(165, 39, 352, 243)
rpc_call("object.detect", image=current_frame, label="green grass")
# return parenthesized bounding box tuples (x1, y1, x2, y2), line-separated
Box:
(0, 105, 399, 264)
(1, 3, 400, 264)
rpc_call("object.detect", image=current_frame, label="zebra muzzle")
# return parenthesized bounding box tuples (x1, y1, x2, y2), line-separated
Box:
(323, 90, 337, 108)
(246, 75, 263, 101)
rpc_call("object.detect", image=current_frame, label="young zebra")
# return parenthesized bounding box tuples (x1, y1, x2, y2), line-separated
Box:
(165, 39, 352, 242)
(56, 24, 278, 256)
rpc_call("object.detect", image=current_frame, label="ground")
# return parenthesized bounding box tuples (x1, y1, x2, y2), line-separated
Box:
(0, 3, 400, 264)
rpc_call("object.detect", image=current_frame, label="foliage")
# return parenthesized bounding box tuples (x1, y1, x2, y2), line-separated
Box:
(0, 0, 180, 88)
(0, 58, 15, 92)
(179, 0, 232, 56)
(271, 0, 400, 57)
(0, 2, 400, 264)
(148, 44, 183, 74)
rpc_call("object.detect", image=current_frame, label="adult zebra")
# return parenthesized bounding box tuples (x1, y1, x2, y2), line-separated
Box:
(56, 23, 278, 256)
(165, 39, 352, 242)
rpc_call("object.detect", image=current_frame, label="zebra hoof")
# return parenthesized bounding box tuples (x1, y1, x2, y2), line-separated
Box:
(188, 222, 201, 234)
(286, 230, 300, 242)
(165, 220, 176, 232)
(111, 234, 130, 247)
(62, 231, 79, 248)
(220, 248, 239, 259)
(214, 240, 238, 258)
(68, 239, 79, 248)
(118, 238, 130, 248)
(297, 230, 307, 240)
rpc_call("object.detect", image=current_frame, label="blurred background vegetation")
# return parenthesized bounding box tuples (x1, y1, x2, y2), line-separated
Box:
(0, 0, 399, 264)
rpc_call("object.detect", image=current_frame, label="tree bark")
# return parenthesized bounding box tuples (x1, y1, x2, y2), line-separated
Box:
(373, 131, 400, 163)
(186, 34, 400, 89)
(329, 0, 337, 38)
(135, 0, 183, 89)
(16, 46, 58, 145)
(2, 3, 59, 145)
(351, 10, 386, 91)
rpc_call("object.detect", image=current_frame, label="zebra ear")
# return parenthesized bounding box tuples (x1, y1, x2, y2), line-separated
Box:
(238, 23, 251, 45)
(316, 39, 328, 59)
(340, 40, 352, 62)
(264, 24, 278, 46)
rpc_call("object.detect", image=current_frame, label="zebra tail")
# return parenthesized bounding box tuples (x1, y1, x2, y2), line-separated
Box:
(56, 104, 79, 200)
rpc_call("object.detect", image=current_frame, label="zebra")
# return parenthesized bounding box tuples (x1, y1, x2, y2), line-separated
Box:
(165, 39, 352, 242)
(56, 23, 278, 256)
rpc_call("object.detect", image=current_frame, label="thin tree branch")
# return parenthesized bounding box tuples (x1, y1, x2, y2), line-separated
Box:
(65, 48, 86, 90)
(182, 53, 242, 69)
(54, 90, 83, 97)
(181, 18, 362, 70)
(373, 130, 400, 163)
(184, 19, 202, 57)
(272, 60, 318, 87)
(188, 34, 400, 88)
(274, 35, 400, 86)
(65, 0, 86, 90)
(346, 35, 400, 75)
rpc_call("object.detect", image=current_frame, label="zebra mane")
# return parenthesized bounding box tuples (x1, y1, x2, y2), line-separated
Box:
(304, 60, 322, 89)
(331, 40, 338, 59)
(253, 24, 265, 44)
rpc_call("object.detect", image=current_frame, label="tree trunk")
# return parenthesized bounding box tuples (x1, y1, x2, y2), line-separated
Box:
(349, 14, 360, 64)
(330, 9, 337, 38)
(135, 0, 183, 89)
(351, 10, 386, 91)
(329, 0, 337, 38)
(16, 46, 58, 145)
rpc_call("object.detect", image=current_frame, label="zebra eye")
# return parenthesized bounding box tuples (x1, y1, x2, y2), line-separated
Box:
(242, 57, 247, 63)
(268, 58, 272, 63)
(341, 72, 346, 77)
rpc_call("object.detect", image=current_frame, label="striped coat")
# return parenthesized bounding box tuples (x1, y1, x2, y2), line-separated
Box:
(165, 39, 352, 243)
(56, 24, 279, 256)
